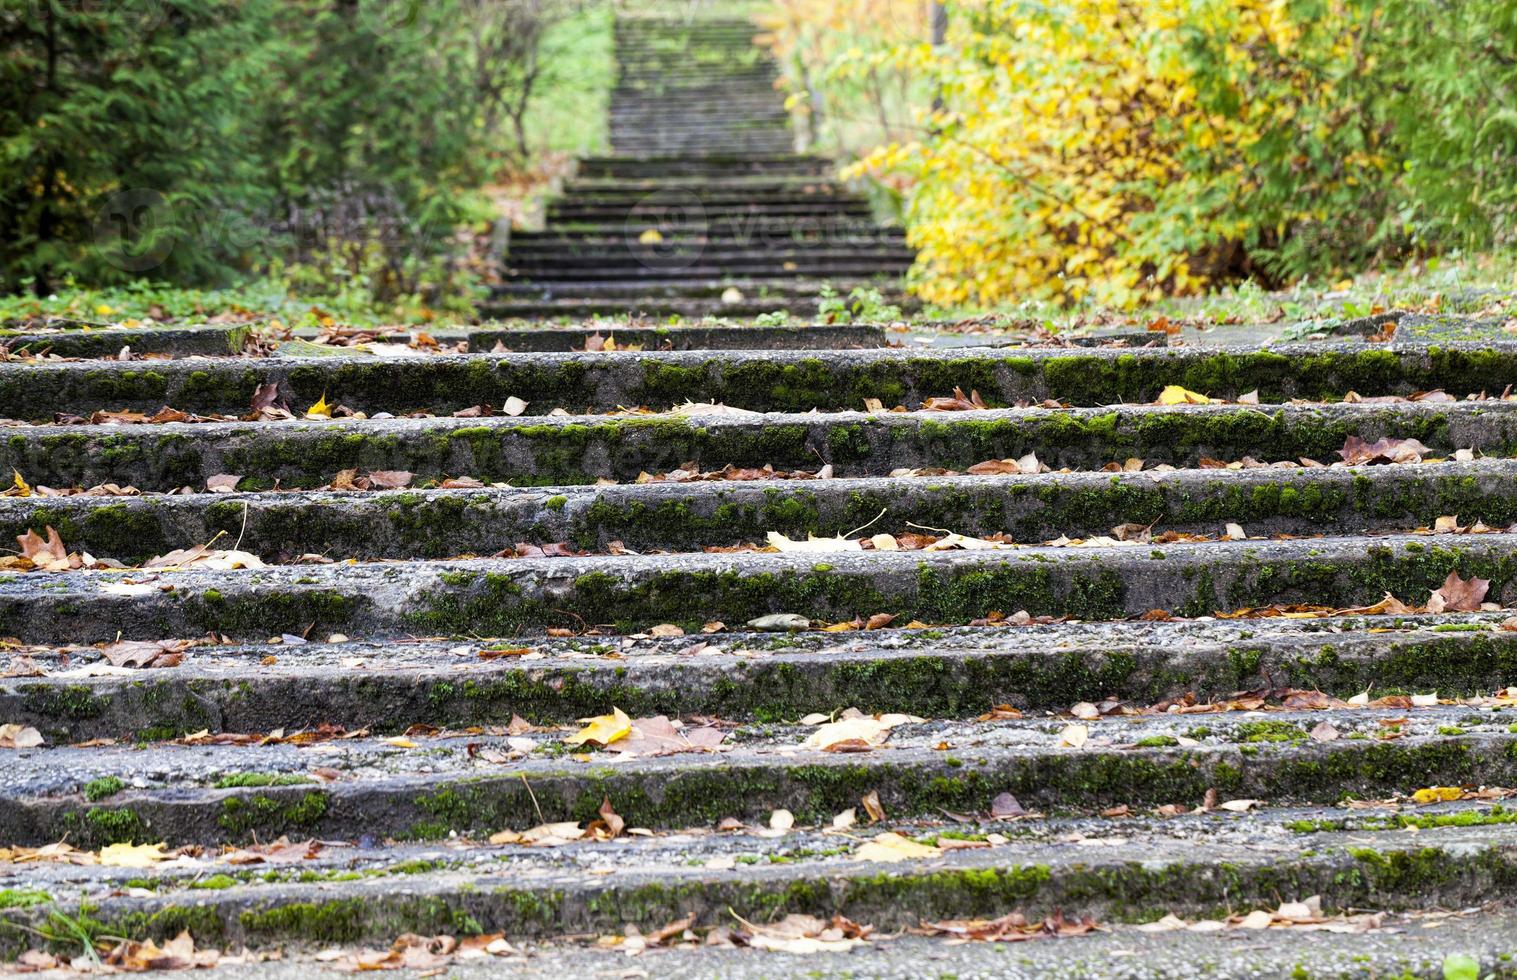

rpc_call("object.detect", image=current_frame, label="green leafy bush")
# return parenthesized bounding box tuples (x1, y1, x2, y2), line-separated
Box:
(1, 0, 585, 310)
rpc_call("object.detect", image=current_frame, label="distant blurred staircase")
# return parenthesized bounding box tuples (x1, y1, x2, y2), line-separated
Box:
(487, 15, 913, 320)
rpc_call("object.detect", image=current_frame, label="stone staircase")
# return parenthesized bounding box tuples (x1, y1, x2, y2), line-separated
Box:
(2, 321, 1517, 975)
(488, 16, 913, 321)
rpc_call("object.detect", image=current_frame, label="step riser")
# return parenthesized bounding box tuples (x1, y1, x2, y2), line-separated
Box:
(480, 298, 848, 317)
(467, 324, 886, 352)
(5, 345, 1513, 419)
(577, 163, 832, 178)
(504, 250, 914, 264)
(0, 325, 250, 360)
(2, 463, 1510, 564)
(2, 534, 1514, 642)
(502, 266, 912, 282)
(505, 249, 913, 263)
(9, 629, 1516, 740)
(553, 193, 855, 207)
(513, 225, 901, 241)
(1, 838, 1509, 954)
(2, 406, 1511, 490)
(6, 735, 1514, 848)
(492, 279, 900, 297)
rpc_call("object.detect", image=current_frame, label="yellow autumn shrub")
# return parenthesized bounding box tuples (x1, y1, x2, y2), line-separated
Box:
(770, 0, 1394, 308)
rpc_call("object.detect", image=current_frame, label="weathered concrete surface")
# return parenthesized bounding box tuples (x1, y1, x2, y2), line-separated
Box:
(0, 460, 1512, 562)
(467, 322, 886, 352)
(2, 402, 1513, 490)
(0, 533, 1513, 642)
(1, 806, 1514, 952)
(212, 923, 1517, 980)
(0, 322, 251, 359)
(0, 341, 1511, 417)
(6, 617, 1513, 739)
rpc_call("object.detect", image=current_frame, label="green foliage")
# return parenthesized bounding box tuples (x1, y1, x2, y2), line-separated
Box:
(0, 0, 279, 293)
(1442, 953, 1480, 980)
(786, 0, 1517, 305)
(1, 0, 588, 310)
(817, 285, 903, 323)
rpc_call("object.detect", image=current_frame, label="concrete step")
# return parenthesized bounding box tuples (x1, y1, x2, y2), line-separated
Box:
(561, 176, 847, 193)
(479, 296, 856, 319)
(605, 142, 800, 158)
(1, 808, 1514, 960)
(552, 190, 863, 210)
(490, 278, 894, 299)
(505, 244, 913, 262)
(576, 155, 834, 178)
(4, 705, 1517, 845)
(2, 530, 1515, 640)
(3, 458, 1512, 563)
(0, 323, 252, 359)
(503, 250, 913, 270)
(2, 808, 1513, 964)
(512, 220, 902, 241)
(7, 615, 1515, 738)
(467, 322, 886, 352)
(4, 402, 1508, 490)
(3, 342, 1513, 419)
(503, 263, 913, 283)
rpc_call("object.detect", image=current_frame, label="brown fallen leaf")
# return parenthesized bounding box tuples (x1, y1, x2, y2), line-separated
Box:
(103, 929, 220, 971)
(16, 526, 75, 571)
(99, 639, 188, 669)
(990, 792, 1025, 818)
(740, 913, 870, 953)
(1338, 435, 1431, 465)
(366, 470, 414, 490)
(861, 789, 886, 823)
(589, 796, 625, 839)
(924, 909, 1100, 942)
(921, 387, 988, 411)
(1310, 721, 1340, 742)
(605, 715, 725, 757)
(1427, 570, 1490, 613)
(0, 723, 44, 748)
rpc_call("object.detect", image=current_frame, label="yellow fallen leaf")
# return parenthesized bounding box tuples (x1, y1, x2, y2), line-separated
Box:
(10, 470, 30, 497)
(383, 737, 418, 749)
(855, 831, 941, 862)
(1157, 385, 1211, 406)
(564, 707, 632, 747)
(1059, 723, 1089, 748)
(95, 305, 114, 316)
(803, 714, 918, 751)
(519, 822, 586, 846)
(1411, 786, 1463, 804)
(99, 842, 170, 868)
(305, 394, 332, 419)
(766, 531, 861, 553)
(638, 229, 663, 244)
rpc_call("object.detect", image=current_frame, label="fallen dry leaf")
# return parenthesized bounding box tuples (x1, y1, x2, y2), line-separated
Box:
(855, 832, 941, 862)
(0, 723, 44, 749)
(1427, 570, 1490, 613)
(924, 910, 1100, 942)
(99, 841, 171, 868)
(564, 708, 633, 747)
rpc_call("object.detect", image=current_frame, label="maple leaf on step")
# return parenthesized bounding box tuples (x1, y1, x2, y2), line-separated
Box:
(1427, 570, 1490, 613)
